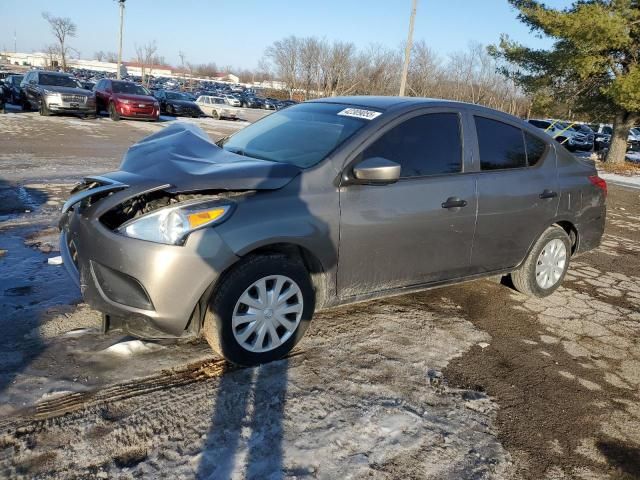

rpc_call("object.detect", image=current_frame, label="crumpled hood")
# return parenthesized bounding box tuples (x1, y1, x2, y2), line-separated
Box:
(102, 122, 301, 193)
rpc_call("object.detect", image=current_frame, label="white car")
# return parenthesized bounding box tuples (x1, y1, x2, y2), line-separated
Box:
(195, 96, 238, 120)
(224, 95, 241, 107)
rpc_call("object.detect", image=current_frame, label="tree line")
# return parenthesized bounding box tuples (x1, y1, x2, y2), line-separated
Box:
(261, 36, 531, 117)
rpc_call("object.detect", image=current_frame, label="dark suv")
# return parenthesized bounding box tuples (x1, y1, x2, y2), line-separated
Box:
(59, 97, 606, 365)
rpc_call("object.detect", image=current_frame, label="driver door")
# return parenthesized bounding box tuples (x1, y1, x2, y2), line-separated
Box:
(337, 110, 477, 297)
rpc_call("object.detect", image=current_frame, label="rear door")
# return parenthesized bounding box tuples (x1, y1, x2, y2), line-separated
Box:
(470, 115, 559, 273)
(338, 109, 478, 297)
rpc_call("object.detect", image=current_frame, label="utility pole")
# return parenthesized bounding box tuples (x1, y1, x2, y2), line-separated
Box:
(116, 0, 126, 79)
(399, 0, 418, 96)
(14, 30, 17, 52)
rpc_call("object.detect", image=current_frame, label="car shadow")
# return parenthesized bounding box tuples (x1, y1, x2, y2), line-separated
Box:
(190, 140, 337, 477)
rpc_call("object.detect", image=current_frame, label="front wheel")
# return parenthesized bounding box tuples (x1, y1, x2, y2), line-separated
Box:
(39, 99, 50, 116)
(510, 226, 571, 298)
(203, 255, 314, 366)
(109, 103, 120, 121)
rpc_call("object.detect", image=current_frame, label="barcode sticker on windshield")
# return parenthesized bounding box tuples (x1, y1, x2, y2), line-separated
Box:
(337, 108, 382, 120)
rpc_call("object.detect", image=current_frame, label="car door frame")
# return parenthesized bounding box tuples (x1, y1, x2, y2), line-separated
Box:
(335, 105, 481, 298)
(463, 107, 561, 273)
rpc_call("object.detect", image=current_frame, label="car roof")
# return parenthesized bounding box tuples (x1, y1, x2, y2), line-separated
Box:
(35, 70, 71, 76)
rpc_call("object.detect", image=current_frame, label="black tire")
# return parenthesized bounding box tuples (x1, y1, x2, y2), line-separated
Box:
(22, 99, 31, 112)
(203, 255, 315, 366)
(211, 109, 219, 120)
(39, 100, 50, 116)
(109, 103, 120, 121)
(510, 226, 571, 298)
(168, 105, 176, 116)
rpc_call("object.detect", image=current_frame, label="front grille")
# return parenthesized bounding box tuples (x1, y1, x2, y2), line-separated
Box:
(61, 94, 87, 104)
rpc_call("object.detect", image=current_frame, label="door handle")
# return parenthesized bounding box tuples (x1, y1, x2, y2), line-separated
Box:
(539, 189, 558, 199)
(441, 197, 468, 209)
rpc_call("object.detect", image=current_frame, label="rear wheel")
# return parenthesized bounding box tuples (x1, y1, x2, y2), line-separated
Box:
(109, 103, 120, 121)
(211, 109, 219, 119)
(203, 255, 314, 366)
(510, 226, 571, 297)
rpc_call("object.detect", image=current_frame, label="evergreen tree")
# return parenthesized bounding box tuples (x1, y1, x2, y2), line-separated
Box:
(491, 0, 639, 163)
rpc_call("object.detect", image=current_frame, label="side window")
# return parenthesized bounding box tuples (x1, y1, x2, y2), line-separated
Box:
(361, 113, 462, 178)
(475, 116, 527, 170)
(525, 133, 547, 167)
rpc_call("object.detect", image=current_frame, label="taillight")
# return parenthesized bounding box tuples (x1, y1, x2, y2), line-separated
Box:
(589, 175, 607, 197)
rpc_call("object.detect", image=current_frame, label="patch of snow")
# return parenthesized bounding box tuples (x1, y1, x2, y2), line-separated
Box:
(47, 255, 63, 265)
(600, 173, 640, 190)
(101, 339, 164, 357)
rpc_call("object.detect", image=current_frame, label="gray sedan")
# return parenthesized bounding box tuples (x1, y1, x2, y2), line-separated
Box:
(59, 97, 606, 365)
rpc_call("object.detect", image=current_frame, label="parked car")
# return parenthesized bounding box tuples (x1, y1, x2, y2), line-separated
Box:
(223, 94, 242, 107)
(154, 90, 203, 117)
(527, 119, 591, 151)
(80, 81, 95, 91)
(20, 70, 96, 117)
(59, 97, 606, 366)
(0, 80, 8, 113)
(94, 79, 159, 121)
(568, 124, 595, 151)
(195, 95, 238, 120)
(262, 98, 279, 110)
(589, 124, 612, 151)
(5, 74, 23, 104)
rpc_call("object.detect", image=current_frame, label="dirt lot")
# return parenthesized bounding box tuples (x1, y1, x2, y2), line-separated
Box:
(0, 111, 638, 479)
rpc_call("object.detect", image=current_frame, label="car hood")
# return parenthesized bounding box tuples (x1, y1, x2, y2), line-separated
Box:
(114, 93, 156, 103)
(102, 122, 301, 193)
(41, 85, 90, 95)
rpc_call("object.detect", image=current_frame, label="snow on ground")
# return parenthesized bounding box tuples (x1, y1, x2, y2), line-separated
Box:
(599, 173, 640, 189)
(0, 298, 511, 479)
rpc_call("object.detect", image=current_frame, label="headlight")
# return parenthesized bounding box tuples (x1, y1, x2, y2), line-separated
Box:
(119, 99, 131, 104)
(43, 90, 60, 97)
(118, 200, 234, 245)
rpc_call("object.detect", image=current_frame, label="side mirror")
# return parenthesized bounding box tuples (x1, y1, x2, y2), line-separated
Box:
(352, 157, 401, 184)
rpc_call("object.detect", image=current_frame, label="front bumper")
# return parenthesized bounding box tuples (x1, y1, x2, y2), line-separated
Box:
(118, 103, 159, 119)
(59, 204, 239, 338)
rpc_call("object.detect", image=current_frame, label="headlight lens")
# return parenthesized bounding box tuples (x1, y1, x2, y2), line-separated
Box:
(118, 200, 233, 245)
(119, 99, 131, 104)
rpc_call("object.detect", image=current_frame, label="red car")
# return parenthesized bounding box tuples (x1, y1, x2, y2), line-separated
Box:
(94, 79, 159, 121)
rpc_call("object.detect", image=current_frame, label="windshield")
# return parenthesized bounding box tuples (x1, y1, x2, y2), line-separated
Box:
(39, 74, 79, 88)
(165, 92, 190, 100)
(113, 82, 150, 95)
(631, 128, 640, 136)
(218, 103, 374, 168)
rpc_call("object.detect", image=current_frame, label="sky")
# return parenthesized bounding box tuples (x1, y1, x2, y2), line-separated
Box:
(1, 0, 574, 70)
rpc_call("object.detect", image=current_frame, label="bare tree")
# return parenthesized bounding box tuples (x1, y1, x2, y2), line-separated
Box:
(95, 51, 105, 62)
(105, 51, 119, 63)
(265, 36, 300, 99)
(43, 44, 60, 69)
(42, 12, 76, 71)
(134, 40, 158, 86)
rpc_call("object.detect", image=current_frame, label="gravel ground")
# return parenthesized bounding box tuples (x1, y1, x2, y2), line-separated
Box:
(0, 111, 638, 479)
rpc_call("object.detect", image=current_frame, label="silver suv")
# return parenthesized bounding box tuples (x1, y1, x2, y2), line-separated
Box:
(20, 70, 96, 117)
(60, 98, 607, 365)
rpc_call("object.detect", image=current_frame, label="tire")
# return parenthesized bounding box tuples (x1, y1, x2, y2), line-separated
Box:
(39, 100, 50, 116)
(203, 255, 315, 366)
(22, 99, 31, 112)
(109, 103, 120, 121)
(169, 105, 176, 116)
(510, 226, 571, 298)
(211, 109, 219, 119)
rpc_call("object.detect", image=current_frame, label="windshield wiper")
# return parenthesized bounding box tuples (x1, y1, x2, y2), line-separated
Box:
(224, 147, 274, 162)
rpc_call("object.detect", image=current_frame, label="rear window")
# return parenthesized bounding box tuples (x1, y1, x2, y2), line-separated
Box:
(218, 103, 374, 168)
(528, 120, 550, 129)
(475, 117, 527, 170)
(524, 133, 547, 167)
